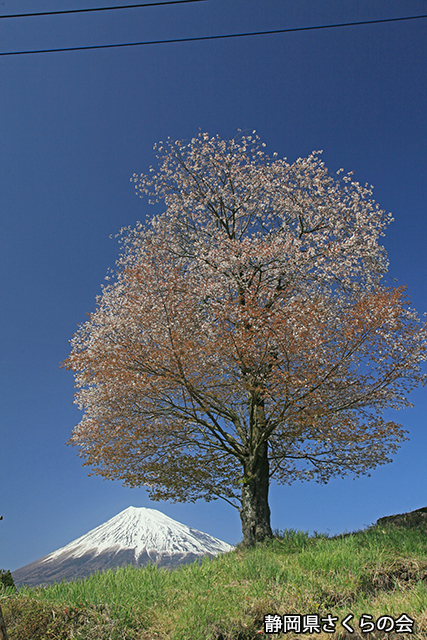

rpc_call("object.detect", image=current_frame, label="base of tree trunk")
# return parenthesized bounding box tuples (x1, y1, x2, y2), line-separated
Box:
(0, 603, 9, 640)
(240, 441, 273, 547)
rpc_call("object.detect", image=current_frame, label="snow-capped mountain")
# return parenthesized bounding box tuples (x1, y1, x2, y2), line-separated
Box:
(12, 507, 234, 588)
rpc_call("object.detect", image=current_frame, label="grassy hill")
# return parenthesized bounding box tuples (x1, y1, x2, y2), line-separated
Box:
(1, 520, 427, 639)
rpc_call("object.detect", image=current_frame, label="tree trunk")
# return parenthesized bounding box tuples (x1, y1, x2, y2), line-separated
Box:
(239, 439, 273, 546)
(0, 603, 9, 640)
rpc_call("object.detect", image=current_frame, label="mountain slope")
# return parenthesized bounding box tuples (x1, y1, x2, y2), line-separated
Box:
(12, 507, 233, 588)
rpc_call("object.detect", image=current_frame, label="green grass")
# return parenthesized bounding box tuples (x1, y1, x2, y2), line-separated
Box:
(2, 522, 427, 639)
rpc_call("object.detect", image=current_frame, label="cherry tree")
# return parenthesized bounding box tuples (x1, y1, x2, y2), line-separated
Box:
(63, 132, 427, 546)
(0, 516, 9, 640)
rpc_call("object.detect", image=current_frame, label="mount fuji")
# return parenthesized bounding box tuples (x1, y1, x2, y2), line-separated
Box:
(12, 507, 234, 588)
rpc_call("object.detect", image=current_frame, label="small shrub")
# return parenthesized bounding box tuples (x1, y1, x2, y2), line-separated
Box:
(0, 569, 16, 591)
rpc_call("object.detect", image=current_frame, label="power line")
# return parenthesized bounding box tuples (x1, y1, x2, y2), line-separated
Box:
(0, 0, 207, 20)
(0, 12, 426, 57)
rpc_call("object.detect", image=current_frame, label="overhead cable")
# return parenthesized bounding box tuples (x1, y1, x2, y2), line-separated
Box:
(0, 0, 207, 20)
(0, 13, 426, 57)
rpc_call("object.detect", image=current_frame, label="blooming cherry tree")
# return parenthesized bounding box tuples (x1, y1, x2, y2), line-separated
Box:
(63, 132, 427, 546)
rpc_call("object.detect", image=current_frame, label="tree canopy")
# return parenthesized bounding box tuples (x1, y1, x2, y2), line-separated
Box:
(63, 131, 427, 545)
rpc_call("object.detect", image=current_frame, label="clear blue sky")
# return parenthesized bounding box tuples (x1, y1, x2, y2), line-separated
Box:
(1, 0, 426, 573)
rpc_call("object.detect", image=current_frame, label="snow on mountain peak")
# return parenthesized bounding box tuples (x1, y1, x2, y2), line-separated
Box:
(43, 506, 233, 563)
